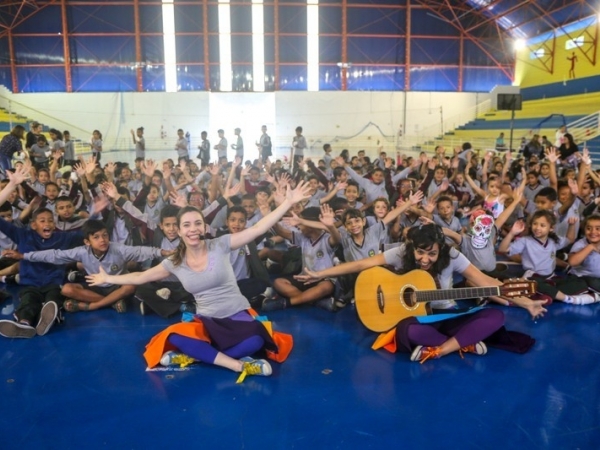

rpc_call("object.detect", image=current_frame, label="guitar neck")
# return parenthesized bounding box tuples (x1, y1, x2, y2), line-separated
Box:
(415, 286, 500, 303)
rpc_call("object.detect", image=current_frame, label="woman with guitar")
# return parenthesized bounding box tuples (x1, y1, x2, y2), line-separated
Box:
(295, 224, 546, 363)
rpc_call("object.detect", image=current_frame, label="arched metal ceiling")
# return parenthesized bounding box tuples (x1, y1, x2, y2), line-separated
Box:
(0, 0, 597, 93)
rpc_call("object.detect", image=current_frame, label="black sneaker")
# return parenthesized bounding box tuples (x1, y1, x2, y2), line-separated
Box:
(4, 274, 18, 285)
(314, 297, 338, 312)
(36, 301, 58, 336)
(0, 320, 36, 338)
(261, 296, 288, 312)
(249, 294, 267, 310)
(67, 271, 85, 283)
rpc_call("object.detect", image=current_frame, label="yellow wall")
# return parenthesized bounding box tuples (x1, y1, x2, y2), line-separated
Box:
(514, 21, 599, 88)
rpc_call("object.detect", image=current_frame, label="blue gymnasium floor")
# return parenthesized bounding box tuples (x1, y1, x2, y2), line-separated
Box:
(0, 285, 599, 449)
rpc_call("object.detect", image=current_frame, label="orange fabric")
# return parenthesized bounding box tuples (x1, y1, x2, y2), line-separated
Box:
(371, 329, 398, 353)
(143, 321, 211, 368)
(143, 310, 294, 368)
(266, 332, 294, 363)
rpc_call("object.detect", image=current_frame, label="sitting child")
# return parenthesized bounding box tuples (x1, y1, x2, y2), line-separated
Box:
(9, 220, 171, 313)
(264, 204, 341, 312)
(0, 164, 83, 338)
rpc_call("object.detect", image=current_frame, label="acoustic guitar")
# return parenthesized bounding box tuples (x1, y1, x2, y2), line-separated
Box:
(354, 267, 537, 332)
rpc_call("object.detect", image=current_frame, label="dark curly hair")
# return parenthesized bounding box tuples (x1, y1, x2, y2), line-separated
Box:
(400, 223, 452, 274)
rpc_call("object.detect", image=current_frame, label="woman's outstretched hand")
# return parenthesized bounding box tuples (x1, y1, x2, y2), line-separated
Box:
(294, 268, 322, 284)
(85, 266, 108, 286)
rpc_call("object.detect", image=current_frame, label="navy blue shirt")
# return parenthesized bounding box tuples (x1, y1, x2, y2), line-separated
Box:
(0, 219, 83, 287)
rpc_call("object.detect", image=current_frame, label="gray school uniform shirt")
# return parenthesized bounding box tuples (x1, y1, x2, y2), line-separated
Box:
(339, 223, 385, 262)
(217, 138, 228, 159)
(161, 235, 250, 318)
(523, 184, 543, 203)
(293, 136, 306, 157)
(175, 138, 188, 159)
(507, 235, 570, 277)
(63, 140, 75, 161)
(91, 139, 102, 156)
(434, 214, 462, 247)
(24, 243, 162, 288)
(383, 244, 471, 310)
(230, 244, 251, 280)
(344, 166, 388, 204)
(234, 136, 244, 157)
(569, 238, 600, 278)
(291, 230, 336, 273)
(135, 137, 146, 159)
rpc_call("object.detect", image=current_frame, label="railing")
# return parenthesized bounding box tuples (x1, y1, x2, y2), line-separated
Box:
(413, 98, 493, 141)
(567, 111, 600, 148)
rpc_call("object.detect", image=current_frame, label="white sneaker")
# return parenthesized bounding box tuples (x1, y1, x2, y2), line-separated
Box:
(239, 357, 272, 377)
(566, 293, 596, 305)
(0, 320, 36, 338)
(36, 301, 58, 336)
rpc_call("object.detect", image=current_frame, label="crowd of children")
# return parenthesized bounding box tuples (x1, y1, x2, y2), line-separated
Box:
(0, 123, 598, 377)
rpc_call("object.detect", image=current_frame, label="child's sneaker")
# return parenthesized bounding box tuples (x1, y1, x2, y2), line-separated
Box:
(459, 341, 487, 358)
(0, 320, 36, 338)
(67, 270, 83, 282)
(261, 295, 288, 312)
(236, 357, 272, 383)
(36, 301, 58, 336)
(566, 293, 597, 305)
(314, 297, 338, 312)
(160, 351, 196, 368)
(410, 345, 442, 364)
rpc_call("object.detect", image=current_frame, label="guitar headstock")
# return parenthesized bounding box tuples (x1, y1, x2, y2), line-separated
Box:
(499, 278, 537, 298)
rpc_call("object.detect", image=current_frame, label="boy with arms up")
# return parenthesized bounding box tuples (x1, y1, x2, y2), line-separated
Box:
(0, 164, 83, 338)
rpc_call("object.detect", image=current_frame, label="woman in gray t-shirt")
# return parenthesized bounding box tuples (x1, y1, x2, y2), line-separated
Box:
(87, 181, 311, 379)
(296, 224, 546, 363)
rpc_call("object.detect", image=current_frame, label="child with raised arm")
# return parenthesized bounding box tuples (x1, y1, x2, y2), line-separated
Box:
(262, 203, 342, 312)
(85, 181, 311, 380)
(498, 211, 594, 305)
(131, 127, 145, 160)
(0, 164, 83, 338)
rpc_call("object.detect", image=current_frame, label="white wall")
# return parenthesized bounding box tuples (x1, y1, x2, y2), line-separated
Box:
(0, 87, 489, 162)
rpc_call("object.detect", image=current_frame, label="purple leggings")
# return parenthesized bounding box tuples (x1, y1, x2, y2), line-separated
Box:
(406, 308, 504, 348)
(168, 334, 265, 364)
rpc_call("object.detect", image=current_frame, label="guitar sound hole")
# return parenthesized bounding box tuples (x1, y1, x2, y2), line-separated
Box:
(403, 288, 416, 307)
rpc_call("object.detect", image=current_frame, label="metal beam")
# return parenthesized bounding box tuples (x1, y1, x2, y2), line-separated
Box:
(133, 0, 143, 91)
(60, 0, 72, 92)
(341, 0, 347, 91)
(458, 33, 463, 92)
(413, 0, 513, 81)
(529, 1, 597, 67)
(7, 28, 18, 92)
(0, 1, 59, 39)
(202, 0, 210, 90)
(404, 2, 410, 91)
(465, 0, 535, 34)
(274, 0, 280, 90)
